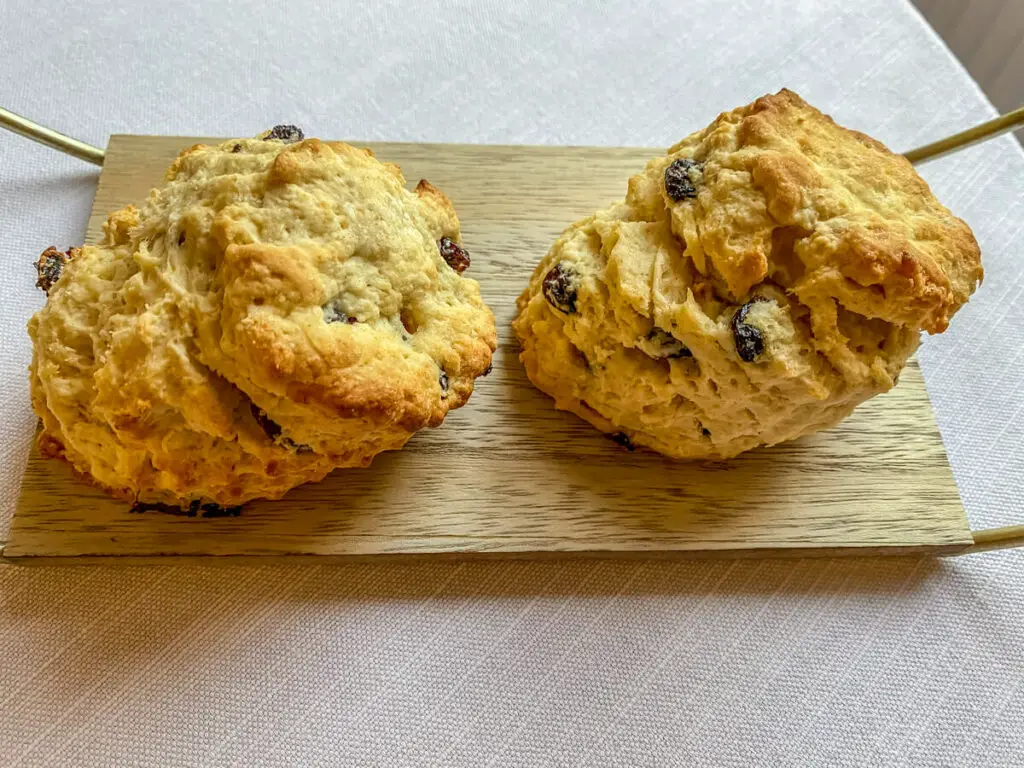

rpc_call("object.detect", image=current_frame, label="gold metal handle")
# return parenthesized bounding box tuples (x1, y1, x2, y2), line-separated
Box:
(2, 104, 1024, 170)
(903, 105, 1024, 164)
(0, 106, 105, 166)
(905, 107, 1024, 556)
(955, 525, 1024, 556)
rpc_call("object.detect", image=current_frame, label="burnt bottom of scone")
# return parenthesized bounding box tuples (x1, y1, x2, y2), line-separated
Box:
(128, 500, 243, 517)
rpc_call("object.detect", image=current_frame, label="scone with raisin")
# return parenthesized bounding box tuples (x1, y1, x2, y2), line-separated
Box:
(513, 90, 982, 459)
(29, 126, 496, 507)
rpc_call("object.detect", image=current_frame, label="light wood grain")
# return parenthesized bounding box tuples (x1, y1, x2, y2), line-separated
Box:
(2, 135, 973, 563)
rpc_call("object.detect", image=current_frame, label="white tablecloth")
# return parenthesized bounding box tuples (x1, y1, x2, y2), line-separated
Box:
(1, 1, 1022, 765)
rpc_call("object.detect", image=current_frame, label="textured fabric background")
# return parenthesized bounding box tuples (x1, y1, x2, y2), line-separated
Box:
(1, 1, 1022, 765)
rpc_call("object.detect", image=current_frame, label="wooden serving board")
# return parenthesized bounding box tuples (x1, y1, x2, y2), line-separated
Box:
(2, 135, 973, 563)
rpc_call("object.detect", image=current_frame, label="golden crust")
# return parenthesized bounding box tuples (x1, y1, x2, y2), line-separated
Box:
(29, 132, 496, 506)
(513, 90, 981, 459)
(660, 88, 982, 333)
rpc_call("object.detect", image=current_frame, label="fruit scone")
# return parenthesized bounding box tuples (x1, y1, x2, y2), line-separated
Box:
(29, 126, 496, 509)
(513, 90, 982, 459)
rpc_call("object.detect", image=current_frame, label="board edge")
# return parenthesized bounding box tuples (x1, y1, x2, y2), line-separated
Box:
(0, 542, 972, 567)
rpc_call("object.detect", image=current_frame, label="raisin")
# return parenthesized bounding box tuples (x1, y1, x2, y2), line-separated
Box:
(439, 370, 450, 398)
(231, 143, 242, 153)
(323, 300, 358, 324)
(250, 402, 282, 441)
(247, 401, 313, 451)
(542, 263, 578, 314)
(265, 124, 304, 143)
(731, 297, 769, 362)
(647, 328, 692, 359)
(438, 237, 471, 273)
(35, 246, 69, 294)
(608, 432, 636, 451)
(201, 503, 243, 518)
(278, 435, 313, 453)
(664, 158, 703, 202)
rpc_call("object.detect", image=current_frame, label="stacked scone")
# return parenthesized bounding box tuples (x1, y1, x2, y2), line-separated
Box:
(29, 127, 496, 508)
(514, 90, 982, 458)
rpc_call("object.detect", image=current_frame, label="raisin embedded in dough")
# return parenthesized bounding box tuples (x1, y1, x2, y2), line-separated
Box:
(34, 246, 73, 294)
(664, 158, 702, 202)
(264, 124, 305, 142)
(438, 237, 471, 273)
(731, 299, 768, 363)
(542, 264, 578, 314)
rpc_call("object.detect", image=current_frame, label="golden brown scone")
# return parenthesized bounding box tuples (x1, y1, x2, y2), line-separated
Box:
(29, 126, 496, 508)
(513, 90, 982, 459)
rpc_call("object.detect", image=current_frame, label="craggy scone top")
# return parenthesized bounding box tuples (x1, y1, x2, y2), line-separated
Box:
(30, 127, 496, 506)
(636, 88, 982, 333)
(514, 90, 982, 459)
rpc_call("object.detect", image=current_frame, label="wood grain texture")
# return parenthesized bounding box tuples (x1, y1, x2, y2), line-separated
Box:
(3, 135, 973, 562)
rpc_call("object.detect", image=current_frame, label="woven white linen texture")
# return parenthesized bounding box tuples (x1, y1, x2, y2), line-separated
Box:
(0, 1, 1021, 765)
